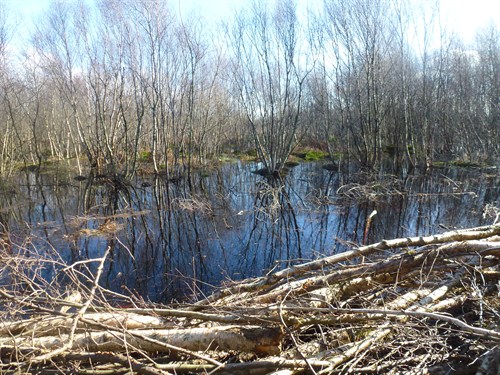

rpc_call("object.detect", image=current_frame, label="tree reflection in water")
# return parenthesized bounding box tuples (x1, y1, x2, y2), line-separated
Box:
(0, 162, 498, 302)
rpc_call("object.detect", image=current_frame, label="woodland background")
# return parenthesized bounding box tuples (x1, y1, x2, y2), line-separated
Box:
(0, 0, 498, 177)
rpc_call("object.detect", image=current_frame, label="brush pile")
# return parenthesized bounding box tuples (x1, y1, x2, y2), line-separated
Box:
(0, 224, 499, 374)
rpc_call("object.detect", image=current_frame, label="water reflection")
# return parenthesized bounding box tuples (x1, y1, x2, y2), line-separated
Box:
(0, 162, 498, 302)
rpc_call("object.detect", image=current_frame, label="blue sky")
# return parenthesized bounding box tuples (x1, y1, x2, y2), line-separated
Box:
(3, 0, 500, 46)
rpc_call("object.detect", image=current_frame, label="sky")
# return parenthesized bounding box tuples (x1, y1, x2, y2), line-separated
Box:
(440, 0, 500, 43)
(3, 0, 500, 46)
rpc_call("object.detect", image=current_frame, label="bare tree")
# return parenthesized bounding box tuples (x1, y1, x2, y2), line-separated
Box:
(31, 1, 94, 174)
(1, 0, 498, 177)
(229, 0, 308, 175)
(474, 23, 500, 161)
(0, 1, 21, 175)
(322, 0, 395, 167)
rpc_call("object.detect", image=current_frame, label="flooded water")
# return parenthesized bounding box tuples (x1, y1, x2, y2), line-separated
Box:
(0, 161, 498, 302)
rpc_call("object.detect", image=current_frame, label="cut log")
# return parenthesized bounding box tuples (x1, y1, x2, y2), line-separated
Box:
(0, 312, 174, 337)
(194, 225, 500, 306)
(0, 224, 498, 373)
(0, 325, 283, 356)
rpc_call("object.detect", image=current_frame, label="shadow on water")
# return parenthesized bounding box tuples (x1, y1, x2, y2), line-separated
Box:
(0, 162, 498, 302)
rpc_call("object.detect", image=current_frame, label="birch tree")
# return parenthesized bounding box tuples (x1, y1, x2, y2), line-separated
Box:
(229, 0, 307, 175)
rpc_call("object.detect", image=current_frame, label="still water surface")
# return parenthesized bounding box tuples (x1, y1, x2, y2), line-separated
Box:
(0, 162, 498, 302)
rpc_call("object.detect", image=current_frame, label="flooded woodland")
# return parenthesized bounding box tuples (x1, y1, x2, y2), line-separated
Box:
(0, 0, 499, 371)
(1, 161, 498, 303)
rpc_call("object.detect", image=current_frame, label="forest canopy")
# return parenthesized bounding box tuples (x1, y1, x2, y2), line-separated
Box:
(0, 0, 498, 176)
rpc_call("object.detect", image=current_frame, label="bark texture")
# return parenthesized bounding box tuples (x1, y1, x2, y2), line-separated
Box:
(0, 224, 498, 374)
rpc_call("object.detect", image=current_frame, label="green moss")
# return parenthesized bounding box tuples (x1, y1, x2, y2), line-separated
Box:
(304, 150, 329, 161)
(138, 151, 152, 162)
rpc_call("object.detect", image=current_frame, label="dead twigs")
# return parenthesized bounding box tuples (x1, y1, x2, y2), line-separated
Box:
(0, 224, 498, 374)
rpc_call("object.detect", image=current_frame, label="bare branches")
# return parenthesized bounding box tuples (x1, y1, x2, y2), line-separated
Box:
(228, 0, 307, 175)
(194, 224, 500, 305)
(0, 224, 498, 373)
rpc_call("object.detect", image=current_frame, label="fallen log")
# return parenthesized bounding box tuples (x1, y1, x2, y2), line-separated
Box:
(0, 325, 283, 356)
(225, 241, 499, 306)
(194, 224, 500, 307)
(0, 312, 174, 337)
(0, 224, 498, 374)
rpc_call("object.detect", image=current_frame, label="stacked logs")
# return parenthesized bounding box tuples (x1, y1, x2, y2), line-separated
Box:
(0, 224, 499, 374)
